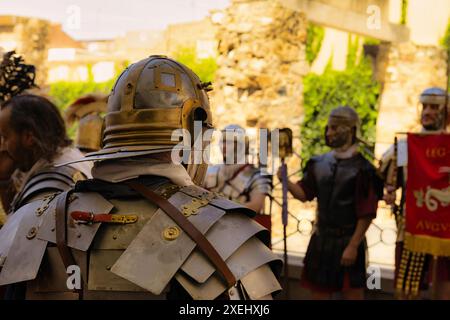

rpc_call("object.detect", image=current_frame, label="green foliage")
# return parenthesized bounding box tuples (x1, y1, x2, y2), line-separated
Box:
(300, 57, 380, 165)
(442, 19, 450, 49)
(48, 79, 114, 112)
(441, 19, 450, 92)
(346, 35, 360, 69)
(48, 61, 128, 111)
(306, 23, 324, 65)
(173, 46, 217, 83)
(364, 37, 381, 46)
(47, 61, 127, 139)
(400, 0, 408, 25)
(48, 79, 113, 139)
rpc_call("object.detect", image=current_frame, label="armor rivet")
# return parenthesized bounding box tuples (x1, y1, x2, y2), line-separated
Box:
(113, 235, 118, 240)
(106, 266, 111, 271)
(26, 227, 37, 240)
(51, 227, 55, 232)
(163, 226, 180, 241)
(77, 233, 82, 238)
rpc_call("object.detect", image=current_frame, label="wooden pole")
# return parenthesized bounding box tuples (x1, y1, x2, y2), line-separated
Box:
(281, 158, 290, 299)
(431, 255, 439, 300)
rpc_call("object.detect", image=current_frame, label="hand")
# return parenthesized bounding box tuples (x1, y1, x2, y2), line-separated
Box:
(341, 244, 358, 266)
(0, 150, 16, 181)
(383, 185, 396, 205)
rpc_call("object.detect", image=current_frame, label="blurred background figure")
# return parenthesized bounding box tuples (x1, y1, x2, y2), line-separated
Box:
(278, 106, 383, 300)
(65, 94, 108, 154)
(380, 87, 450, 299)
(203, 124, 273, 245)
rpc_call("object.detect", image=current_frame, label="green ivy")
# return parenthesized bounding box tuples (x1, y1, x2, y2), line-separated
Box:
(346, 35, 360, 69)
(363, 37, 381, 46)
(48, 60, 128, 111)
(48, 79, 114, 112)
(173, 46, 217, 83)
(300, 56, 380, 165)
(47, 61, 128, 139)
(306, 23, 324, 65)
(48, 79, 114, 139)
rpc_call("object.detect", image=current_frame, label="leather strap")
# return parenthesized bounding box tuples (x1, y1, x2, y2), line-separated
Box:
(126, 181, 237, 289)
(55, 191, 83, 296)
(70, 211, 138, 224)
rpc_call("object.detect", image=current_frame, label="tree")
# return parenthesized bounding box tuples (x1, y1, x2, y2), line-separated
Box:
(173, 46, 217, 83)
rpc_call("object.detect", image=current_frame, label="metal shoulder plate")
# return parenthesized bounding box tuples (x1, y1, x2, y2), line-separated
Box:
(109, 184, 281, 299)
(0, 190, 113, 286)
(0, 200, 50, 285)
(12, 165, 84, 211)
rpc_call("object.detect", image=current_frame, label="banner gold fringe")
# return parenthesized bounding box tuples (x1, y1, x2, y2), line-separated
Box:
(404, 232, 450, 257)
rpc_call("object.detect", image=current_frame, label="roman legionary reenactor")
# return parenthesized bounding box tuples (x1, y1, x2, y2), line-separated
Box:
(279, 106, 383, 299)
(381, 87, 450, 299)
(0, 56, 282, 300)
(0, 51, 92, 299)
(203, 124, 273, 244)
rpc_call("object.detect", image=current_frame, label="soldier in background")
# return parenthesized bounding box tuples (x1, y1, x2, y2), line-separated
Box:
(278, 106, 383, 300)
(0, 52, 92, 215)
(381, 87, 450, 299)
(0, 95, 92, 213)
(0, 50, 37, 225)
(0, 52, 92, 299)
(203, 124, 273, 241)
(65, 94, 107, 154)
(0, 56, 282, 300)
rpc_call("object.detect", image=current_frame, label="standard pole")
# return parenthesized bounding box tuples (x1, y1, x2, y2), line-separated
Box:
(281, 158, 289, 299)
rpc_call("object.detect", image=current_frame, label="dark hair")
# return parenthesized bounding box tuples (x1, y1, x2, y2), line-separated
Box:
(1, 94, 72, 161)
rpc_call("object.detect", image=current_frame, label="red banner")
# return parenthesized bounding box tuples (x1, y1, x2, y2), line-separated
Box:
(405, 133, 450, 256)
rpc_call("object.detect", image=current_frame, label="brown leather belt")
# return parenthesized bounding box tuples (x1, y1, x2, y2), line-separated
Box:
(126, 181, 237, 289)
(55, 191, 83, 297)
(71, 211, 138, 224)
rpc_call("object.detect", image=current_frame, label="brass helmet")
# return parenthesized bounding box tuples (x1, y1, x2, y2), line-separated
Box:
(419, 87, 449, 130)
(86, 55, 213, 184)
(65, 94, 107, 153)
(325, 106, 362, 146)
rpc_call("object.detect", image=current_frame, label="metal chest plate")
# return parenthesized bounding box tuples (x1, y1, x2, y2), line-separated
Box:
(91, 199, 159, 250)
(0, 208, 26, 263)
(27, 246, 88, 293)
(0, 201, 49, 285)
(240, 264, 281, 300)
(110, 190, 226, 295)
(175, 237, 281, 300)
(88, 249, 147, 292)
(180, 213, 266, 283)
(175, 270, 226, 300)
(37, 192, 114, 251)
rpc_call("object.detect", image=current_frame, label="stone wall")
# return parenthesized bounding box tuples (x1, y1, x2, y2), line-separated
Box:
(374, 43, 448, 158)
(210, 0, 308, 167)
